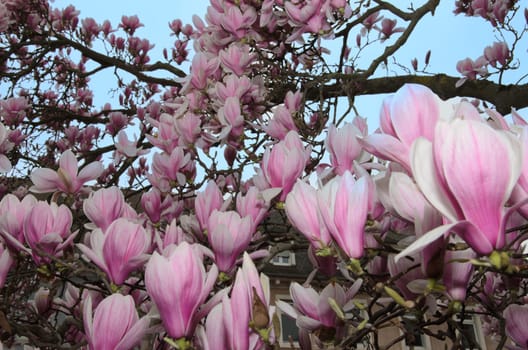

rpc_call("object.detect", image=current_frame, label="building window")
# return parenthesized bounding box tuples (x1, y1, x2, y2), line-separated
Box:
(276, 296, 300, 348)
(271, 250, 296, 266)
(400, 314, 430, 350)
(454, 314, 487, 350)
(280, 311, 300, 346)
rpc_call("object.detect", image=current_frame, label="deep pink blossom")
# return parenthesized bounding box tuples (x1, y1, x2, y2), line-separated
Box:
(119, 15, 143, 35)
(377, 18, 405, 41)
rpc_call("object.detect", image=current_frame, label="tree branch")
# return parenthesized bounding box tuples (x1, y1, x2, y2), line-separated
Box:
(305, 74, 528, 114)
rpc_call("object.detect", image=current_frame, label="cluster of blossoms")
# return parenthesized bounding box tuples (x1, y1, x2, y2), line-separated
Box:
(0, 0, 528, 349)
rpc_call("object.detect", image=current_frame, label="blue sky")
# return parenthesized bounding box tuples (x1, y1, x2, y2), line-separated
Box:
(51, 0, 527, 128)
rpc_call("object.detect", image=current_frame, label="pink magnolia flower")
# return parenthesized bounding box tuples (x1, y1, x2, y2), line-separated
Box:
(77, 218, 150, 285)
(184, 53, 220, 91)
(0, 242, 13, 288)
(361, 11, 383, 35)
(0, 193, 37, 251)
(119, 15, 143, 35)
(195, 180, 227, 231)
(326, 121, 368, 175)
(30, 149, 103, 194)
(0, 97, 28, 126)
(207, 210, 253, 272)
(388, 171, 443, 276)
(0, 122, 13, 172)
(220, 5, 257, 39)
(83, 294, 149, 350)
(360, 84, 444, 173)
(236, 186, 277, 232)
(217, 96, 245, 141)
(285, 180, 331, 249)
(114, 130, 148, 161)
(261, 130, 310, 201)
(24, 201, 75, 264)
(397, 117, 521, 259)
(456, 56, 488, 87)
(219, 43, 255, 76)
(263, 105, 298, 140)
(377, 18, 405, 41)
(317, 172, 370, 259)
(504, 304, 528, 348)
(443, 248, 476, 301)
(83, 187, 127, 231)
(221, 252, 272, 349)
(145, 242, 218, 339)
(151, 147, 193, 187)
(484, 41, 510, 67)
(276, 280, 361, 346)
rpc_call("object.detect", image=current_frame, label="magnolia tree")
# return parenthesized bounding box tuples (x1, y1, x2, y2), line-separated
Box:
(0, 0, 528, 349)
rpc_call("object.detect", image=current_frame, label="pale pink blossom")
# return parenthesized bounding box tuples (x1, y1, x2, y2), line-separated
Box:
(504, 304, 528, 348)
(326, 122, 368, 175)
(261, 130, 310, 200)
(24, 201, 75, 264)
(207, 210, 253, 272)
(285, 180, 331, 249)
(317, 172, 370, 259)
(443, 248, 476, 301)
(276, 280, 361, 346)
(484, 41, 510, 67)
(145, 242, 218, 339)
(0, 193, 37, 251)
(83, 187, 127, 231)
(219, 43, 255, 76)
(30, 149, 103, 194)
(456, 56, 488, 87)
(397, 117, 521, 258)
(0, 242, 13, 288)
(0, 97, 28, 126)
(0, 122, 13, 172)
(220, 5, 257, 39)
(195, 180, 227, 231)
(114, 130, 148, 161)
(77, 218, 150, 285)
(360, 84, 444, 172)
(83, 293, 149, 350)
